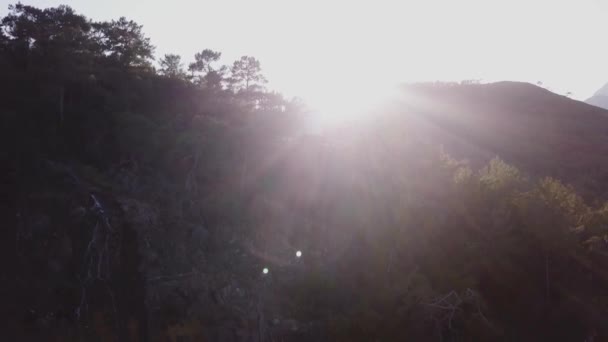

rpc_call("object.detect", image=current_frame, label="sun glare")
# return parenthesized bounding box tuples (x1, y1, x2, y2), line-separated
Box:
(304, 76, 399, 127)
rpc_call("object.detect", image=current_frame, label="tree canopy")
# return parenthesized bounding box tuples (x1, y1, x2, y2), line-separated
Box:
(229, 55, 267, 92)
(159, 53, 185, 78)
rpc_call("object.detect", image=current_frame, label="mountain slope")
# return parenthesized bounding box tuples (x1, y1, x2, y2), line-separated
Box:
(586, 82, 608, 109)
(5, 4, 608, 339)
(396, 81, 608, 199)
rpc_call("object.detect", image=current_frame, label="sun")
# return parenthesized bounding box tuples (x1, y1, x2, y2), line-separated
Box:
(302, 76, 399, 127)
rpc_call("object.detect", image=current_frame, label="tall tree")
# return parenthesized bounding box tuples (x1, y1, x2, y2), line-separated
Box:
(159, 53, 185, 78)
(188, 49, 226, 88)
(92, 17, 154, 67)
(229, 56, 267, 92)
(1, 4, 98, 125)
(1, 4, 93, 70)
(188, 49, 221, 74)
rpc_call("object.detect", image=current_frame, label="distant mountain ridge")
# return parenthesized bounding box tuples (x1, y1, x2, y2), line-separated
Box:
(399, 81, 608, 199)
(586, 82, 608, 109)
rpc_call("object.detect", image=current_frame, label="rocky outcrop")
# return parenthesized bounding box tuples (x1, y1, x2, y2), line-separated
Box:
(1, 160, 147, 341)
(1, 159, 314, 341)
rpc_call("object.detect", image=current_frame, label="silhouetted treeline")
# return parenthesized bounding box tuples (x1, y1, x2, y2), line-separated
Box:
(0, 3, 303, 169)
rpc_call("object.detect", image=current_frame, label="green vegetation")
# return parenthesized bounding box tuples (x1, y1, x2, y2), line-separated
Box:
(3, 3, 608, 341)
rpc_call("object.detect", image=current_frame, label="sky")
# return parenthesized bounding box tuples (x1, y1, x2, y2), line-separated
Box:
(2, 0, 608, 112)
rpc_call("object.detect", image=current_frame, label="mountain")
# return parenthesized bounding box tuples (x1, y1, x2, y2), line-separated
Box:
(586, 82, 608, 109)
(6, 4, 608, 341)
(397, 81, 608, 199)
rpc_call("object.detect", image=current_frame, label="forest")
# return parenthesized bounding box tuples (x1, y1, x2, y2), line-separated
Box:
(3, 3, 608, 341)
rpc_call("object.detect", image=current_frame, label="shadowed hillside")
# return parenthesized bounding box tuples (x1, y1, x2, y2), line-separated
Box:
(398, 81, 608, 199)
(4, 4, 608, 342)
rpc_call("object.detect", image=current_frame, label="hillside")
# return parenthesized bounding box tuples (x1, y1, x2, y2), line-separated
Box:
(398, 82, 608, 199)
(586, 82, 608, 110)
(4, 4, 608, 342)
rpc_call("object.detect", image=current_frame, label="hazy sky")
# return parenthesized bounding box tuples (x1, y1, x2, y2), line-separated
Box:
(2, 0, 608, 110)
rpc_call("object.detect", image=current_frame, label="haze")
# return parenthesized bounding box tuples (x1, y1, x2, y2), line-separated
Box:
(4, 0, 608, 111)
(8, 1, 608, 340)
